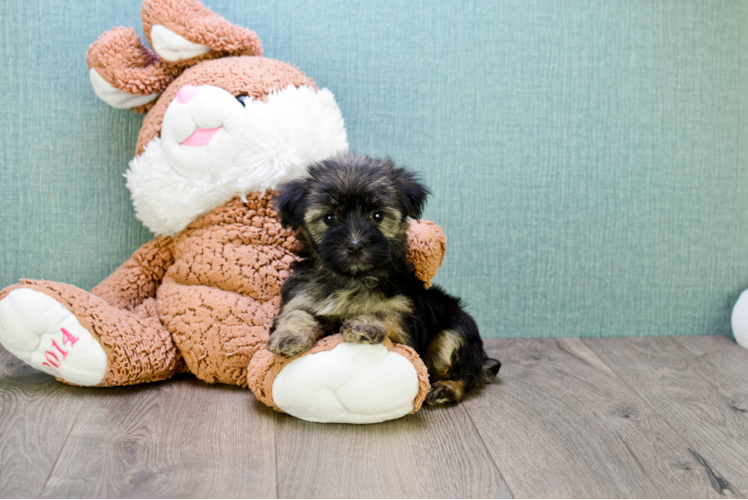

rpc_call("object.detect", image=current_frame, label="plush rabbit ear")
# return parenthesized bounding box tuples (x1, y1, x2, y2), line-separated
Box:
(141, 0, 262, 63)
(87, 27, 178, 111)
(87, 0, 262, 111)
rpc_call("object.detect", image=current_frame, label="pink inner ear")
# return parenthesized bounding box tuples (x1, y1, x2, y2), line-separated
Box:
(181, 127, 221, 147)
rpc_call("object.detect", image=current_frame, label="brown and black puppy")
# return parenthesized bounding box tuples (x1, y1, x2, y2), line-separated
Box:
(266, 154, 500, 405)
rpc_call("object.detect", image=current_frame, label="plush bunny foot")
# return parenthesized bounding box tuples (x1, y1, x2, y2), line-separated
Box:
(248, 335, 431, 424)
(0, 289, 107, 386)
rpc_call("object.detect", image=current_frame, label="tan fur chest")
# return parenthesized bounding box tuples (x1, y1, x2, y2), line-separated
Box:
(288, 282, 413, 320)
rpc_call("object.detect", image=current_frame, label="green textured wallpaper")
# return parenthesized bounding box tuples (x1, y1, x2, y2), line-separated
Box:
(1, 0, 746, 338)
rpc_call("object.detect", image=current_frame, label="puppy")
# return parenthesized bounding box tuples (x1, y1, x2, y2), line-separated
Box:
(267, 154, 500, 405)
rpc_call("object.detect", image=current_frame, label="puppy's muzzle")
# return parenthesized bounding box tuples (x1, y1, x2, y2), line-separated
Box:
(346, 239, 364, 256)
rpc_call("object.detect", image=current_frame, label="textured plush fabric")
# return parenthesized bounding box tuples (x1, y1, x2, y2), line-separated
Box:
(90, 236, 175, 310)
(1, 0, 747, 339)
(406, 220, 446, 288)
(156, 193, 297, 386)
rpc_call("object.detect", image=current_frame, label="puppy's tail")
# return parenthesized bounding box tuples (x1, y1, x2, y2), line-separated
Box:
(481, 357, 501, 383)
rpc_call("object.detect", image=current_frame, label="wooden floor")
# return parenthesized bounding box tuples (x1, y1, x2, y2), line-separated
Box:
(2, 336, 748, 498)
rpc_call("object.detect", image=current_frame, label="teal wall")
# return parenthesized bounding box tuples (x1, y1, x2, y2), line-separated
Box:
(1, 1, 747, 338)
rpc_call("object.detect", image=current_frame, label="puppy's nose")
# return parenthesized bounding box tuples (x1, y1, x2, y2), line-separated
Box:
(346, 239, 364, 255)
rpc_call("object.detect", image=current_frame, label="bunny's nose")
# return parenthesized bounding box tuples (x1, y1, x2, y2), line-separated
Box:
(176, 85, 200, 103)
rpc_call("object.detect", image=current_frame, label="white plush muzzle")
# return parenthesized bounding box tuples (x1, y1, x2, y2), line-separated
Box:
(126, 84, 349, 235)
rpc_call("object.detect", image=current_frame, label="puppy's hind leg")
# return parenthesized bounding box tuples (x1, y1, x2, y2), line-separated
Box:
(424, 313, 500, 406)
(481, 356, 501, 381)
(424, 329, 468, 405)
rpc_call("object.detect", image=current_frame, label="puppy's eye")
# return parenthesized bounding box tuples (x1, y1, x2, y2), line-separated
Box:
(371, 211, 384, 222)
(324, 213, 337, 225)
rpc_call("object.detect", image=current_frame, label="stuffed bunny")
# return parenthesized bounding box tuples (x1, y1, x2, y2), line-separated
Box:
(0, 0, 446, 423)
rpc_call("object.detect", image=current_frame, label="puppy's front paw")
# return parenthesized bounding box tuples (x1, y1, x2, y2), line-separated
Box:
(340, 317, 387, 344)
(267, 330, 315, 357)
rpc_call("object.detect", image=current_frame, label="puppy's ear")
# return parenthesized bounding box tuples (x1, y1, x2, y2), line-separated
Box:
(275, 179, 309, 229)
(391, 166, 430, 219)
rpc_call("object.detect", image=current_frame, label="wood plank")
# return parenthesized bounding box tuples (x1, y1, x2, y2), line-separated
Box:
(273, 403, 511, 498)
(40, 377, 277, 499)
(464, 338, 738, 498)
(584, 335, 748, 495)
(0, 345, 91, 498)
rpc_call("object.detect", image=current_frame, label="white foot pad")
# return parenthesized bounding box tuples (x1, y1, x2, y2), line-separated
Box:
(0, 289, 107, 386)
(272, 342, 420, 424)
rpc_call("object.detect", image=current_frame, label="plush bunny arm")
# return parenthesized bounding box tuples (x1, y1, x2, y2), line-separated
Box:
(406, 220, 447, 288)
(91, 236, 175, 310)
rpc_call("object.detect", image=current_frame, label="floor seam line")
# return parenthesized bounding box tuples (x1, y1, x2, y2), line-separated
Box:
(38, 390, 87, 498)
(459, 402, 516, 499)
(273, 411, 280, 500)
(580, 337, 746, 498)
